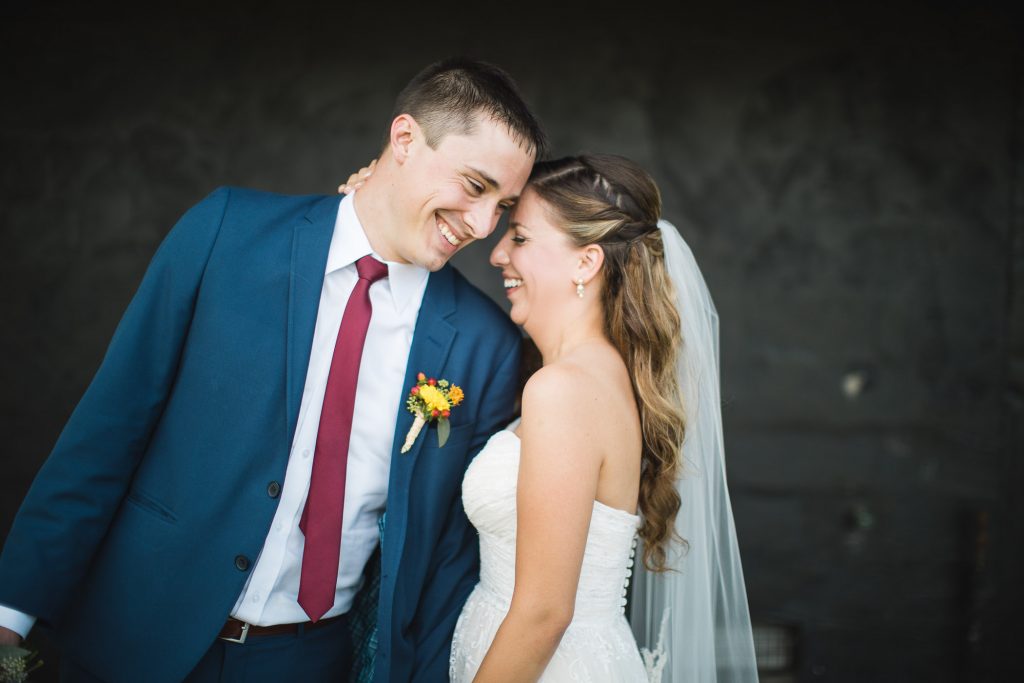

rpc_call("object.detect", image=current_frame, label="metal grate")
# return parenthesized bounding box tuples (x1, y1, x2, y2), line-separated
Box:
(752, 622, 798, 673)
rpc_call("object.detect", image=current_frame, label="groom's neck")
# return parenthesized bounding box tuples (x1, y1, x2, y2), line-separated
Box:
(351, 156, 403, 263)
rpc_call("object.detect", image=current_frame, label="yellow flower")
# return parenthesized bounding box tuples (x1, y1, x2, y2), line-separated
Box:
(418, 384, 450, 413)
(448, 385, 464, 406)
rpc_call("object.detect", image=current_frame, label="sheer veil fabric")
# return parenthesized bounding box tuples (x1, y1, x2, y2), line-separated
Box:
(630, 220, 759, 683)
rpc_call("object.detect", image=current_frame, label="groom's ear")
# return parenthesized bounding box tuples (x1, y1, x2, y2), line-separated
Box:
(389, 114, 419, 165)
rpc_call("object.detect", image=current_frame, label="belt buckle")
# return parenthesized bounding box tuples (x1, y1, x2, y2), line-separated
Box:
(221, 621, 250, 644)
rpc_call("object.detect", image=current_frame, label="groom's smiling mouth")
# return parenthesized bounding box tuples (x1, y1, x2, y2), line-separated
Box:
(436, 212, 464, 248)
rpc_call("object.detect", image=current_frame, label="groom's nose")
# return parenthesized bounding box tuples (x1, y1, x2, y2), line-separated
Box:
(465, 202, 499, 240)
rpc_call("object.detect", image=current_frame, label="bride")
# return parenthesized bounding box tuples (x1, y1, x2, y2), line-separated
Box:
(344, 153, 757, 682)
(451, 153, 757, 682)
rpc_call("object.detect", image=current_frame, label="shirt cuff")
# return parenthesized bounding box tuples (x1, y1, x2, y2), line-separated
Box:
(0, 604, 36, 639)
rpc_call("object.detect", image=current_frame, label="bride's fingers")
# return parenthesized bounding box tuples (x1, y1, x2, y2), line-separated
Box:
(354, 160, 376, 183)
(338, 172, 364, 194)
(337, 159, 378, 195)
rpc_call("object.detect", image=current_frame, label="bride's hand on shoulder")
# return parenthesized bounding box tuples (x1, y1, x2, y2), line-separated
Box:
(337, 159, 377, 195)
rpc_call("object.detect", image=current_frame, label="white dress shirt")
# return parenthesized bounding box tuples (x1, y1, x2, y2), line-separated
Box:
(233, 194, 427, 624)
(0, 193, 428, 636)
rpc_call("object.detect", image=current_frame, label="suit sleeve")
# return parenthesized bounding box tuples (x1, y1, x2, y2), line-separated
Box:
(0, 187, 230, 625)
(409, 332, 522, 681)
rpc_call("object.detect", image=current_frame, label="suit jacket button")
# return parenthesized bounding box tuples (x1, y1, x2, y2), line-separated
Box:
(267, 481, 281, 498)
(234, 555, 250, 571)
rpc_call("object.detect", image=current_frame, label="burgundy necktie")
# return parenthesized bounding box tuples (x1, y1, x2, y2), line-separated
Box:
(298, 254, 389, 622)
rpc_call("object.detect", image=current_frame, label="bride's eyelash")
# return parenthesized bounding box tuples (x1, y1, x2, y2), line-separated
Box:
(511, 235, 527, 244)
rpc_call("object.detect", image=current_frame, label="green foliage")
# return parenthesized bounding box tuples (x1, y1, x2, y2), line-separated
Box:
(437, 417, 451, 447)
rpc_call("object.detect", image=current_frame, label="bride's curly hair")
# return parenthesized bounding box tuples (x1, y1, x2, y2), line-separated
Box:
(527, 154, 686, 572)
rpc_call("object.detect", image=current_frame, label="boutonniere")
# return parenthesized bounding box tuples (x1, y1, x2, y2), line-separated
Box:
(401, 372, 465, 453)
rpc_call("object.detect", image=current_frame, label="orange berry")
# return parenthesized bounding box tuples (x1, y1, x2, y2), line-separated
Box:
(431, 409, 440, 417)
(442, 410, 450, 418)
(417, 372, 426, 381)
(428, 378, 437, 386)
(411, 386, 419, 395)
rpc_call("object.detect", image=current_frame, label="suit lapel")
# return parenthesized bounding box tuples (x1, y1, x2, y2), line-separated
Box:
(380, 266, 457, 569)
(389, 266, 457, 472)
(285, 194, 341, 443)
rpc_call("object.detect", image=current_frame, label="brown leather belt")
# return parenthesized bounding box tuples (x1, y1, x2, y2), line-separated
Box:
(218, 614, 344, 644)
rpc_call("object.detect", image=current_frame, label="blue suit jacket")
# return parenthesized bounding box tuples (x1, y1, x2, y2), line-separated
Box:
(0, 188, 521, 682)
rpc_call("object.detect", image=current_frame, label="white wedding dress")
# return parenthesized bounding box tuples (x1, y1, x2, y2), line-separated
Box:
(449, 425, 652, 682)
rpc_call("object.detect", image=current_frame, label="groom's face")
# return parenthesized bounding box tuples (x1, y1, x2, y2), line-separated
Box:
(392, 114, 534, 271)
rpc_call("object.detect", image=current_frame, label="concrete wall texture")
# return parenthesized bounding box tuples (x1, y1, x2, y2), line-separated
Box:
(1, 3, 1020, 681)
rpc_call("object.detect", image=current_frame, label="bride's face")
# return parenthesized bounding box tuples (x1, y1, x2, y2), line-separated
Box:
(490, 188, 581, 332)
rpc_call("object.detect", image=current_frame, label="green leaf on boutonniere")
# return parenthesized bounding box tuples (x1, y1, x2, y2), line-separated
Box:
(437, 417, 451, 448)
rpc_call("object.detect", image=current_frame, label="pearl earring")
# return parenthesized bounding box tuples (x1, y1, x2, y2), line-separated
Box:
(575, 278, 585, 298)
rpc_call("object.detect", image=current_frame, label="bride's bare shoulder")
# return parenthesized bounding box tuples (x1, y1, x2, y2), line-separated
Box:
(520, 350, 628, 436)
(518, 364, 602, 473)
(523, 353, 600, 398)
(520, 362, 586, 414)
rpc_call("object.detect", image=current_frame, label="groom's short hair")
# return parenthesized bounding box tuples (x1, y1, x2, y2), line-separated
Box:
(388, 57, 547, 158)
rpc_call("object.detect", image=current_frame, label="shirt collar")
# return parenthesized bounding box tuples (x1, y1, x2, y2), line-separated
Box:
(326, 193, 429, 313)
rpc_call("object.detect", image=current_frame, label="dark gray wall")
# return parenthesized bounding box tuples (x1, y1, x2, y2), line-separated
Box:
(1, 3, 1020, 681)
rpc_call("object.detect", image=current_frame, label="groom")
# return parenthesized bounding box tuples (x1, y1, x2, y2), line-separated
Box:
(0, 58, 543, 681)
